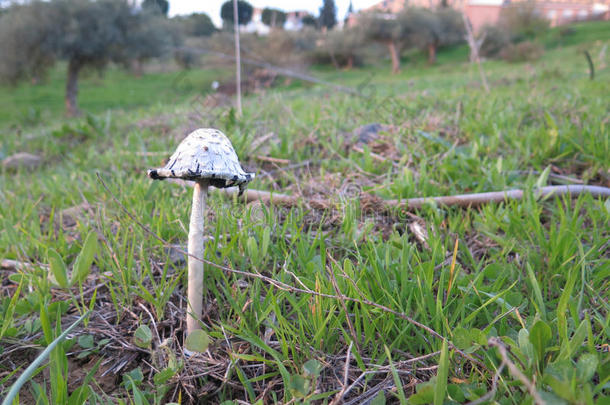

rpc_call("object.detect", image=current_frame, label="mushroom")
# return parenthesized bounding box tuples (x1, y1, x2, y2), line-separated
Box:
(148, 128, 254, 342)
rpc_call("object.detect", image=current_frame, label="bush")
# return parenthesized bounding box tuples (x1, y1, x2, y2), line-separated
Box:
(173, 13, 216, 37)
(479, 25, 512, 57)
(204, 30, 316, 72)
(500, 40, 544, 62)
(309, 28, 365, 68)
(499, 1, 549, 39)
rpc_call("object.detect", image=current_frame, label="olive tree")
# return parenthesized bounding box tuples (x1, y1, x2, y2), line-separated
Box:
(0, 2, 56, 85)
(319, 27, 365, 69)
(127, 11, 178, 76)
(360, 11, 414, 74)
(0, 0, 176, 116)
(407, 8, 465, 64)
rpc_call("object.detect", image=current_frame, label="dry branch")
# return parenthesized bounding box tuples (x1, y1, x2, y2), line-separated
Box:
(488, 337, 546, 405)
(165, 177, 610, 211)
(220, 184, 610, 211)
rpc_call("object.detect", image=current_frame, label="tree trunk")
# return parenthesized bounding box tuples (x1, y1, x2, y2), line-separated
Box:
(387, 41, 400, 74)
(132, 59, 144, 77)
(65, 59, 81, 117)
(346, 55, 354, 70)
(428, 43, 437, 65)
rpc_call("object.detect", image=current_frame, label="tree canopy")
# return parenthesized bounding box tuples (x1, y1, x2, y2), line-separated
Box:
(142, 0, 169, 16)
(360, 7, 465, 72)
(0, 0, 177, 115)
(174, 13, 216, 37)
(261, 7, 286, 28)
(220, 0, 253, 26)
(301, 14, 317, 27)
(407, 8, 465, 63)
(359, 11, 415, 73)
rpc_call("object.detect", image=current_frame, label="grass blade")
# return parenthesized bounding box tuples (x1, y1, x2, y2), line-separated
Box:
(2, 311, 89, 405)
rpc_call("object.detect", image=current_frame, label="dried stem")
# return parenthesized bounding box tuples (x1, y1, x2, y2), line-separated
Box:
(488, 337, 546, 405)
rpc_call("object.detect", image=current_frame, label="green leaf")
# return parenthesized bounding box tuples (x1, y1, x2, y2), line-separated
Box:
(133, 325, 152, 348)
(287, 374, 310, 398)
(2, 311, 88, 405)
(409, 380, 435, 404)
(185, 329, 210, 353)
(77, 334, 94, 350)
(558, 318, 588, 361)
(384, 345, 407, 405)
(535, 165, 551, 189)
(0, 282, 22, 340)
(48, 249, 69, 288)
(370, 390, 386, 405)
(557, 266, 578, 342)
(526, 263, 546, 320)
(71, 231, 98, 286)
(123, 367, 144, 389)
(447, 384, 466, 402)
(153, 367, 176, 386)
(303, 359, 322, 377)
(247, 236, 259, 264)
(577, 353, 598, 382)
(261, 226, 270, 258)
(530, 320, 552, 363)
(67, 358, 100, 405)
(434, 340, 449, 405)
(453, 327, 472, 350)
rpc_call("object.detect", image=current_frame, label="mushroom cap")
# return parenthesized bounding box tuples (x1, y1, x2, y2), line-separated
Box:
(148, 128, 255, 190)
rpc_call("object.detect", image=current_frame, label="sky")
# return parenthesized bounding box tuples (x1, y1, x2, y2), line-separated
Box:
(168, 0, 382, 26)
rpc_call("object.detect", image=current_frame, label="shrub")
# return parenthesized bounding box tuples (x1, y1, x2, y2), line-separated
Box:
(173, 13, 216, 37)
(310, 28, 365, 68)
(499, 1, 549, 39)
(479, 25, 512, 57)
(500, 40, 544, 62)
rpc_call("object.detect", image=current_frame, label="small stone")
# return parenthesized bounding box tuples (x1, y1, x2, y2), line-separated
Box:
(353, 123, 391, 144)
(2, 152, 42, 170)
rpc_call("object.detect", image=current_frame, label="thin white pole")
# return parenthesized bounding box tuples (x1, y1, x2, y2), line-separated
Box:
(233, 0, 242, 115)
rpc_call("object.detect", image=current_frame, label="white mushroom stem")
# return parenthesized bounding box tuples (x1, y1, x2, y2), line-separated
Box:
(186, 179, 208, 337)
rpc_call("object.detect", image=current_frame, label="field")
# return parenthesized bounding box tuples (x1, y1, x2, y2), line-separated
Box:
(1, 21, 609, 404)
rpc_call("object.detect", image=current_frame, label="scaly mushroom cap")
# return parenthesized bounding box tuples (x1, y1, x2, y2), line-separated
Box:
(148, 128, 255, 191)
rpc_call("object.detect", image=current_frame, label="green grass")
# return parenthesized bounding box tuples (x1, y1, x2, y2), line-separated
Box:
(0, 23, 609, 404)
(541, 20, 610, 49)
(0, 64, 229, 127)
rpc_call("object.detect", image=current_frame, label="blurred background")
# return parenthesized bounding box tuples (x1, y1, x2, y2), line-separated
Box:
(0, 0, 608, 123)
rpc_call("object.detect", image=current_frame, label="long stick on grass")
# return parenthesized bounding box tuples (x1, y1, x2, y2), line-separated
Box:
(213, 184, 610, 210)
(2, 311, 89, 405)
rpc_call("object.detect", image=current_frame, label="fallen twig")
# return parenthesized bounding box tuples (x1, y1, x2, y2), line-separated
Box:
(201, 184, 609, 211)
(1, 259, 47, 271)
(255, 155, 291, 165)
(351, 145, 399, 167)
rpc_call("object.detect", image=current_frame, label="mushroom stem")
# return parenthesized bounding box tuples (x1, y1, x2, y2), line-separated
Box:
(186, 179, 208, 337)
